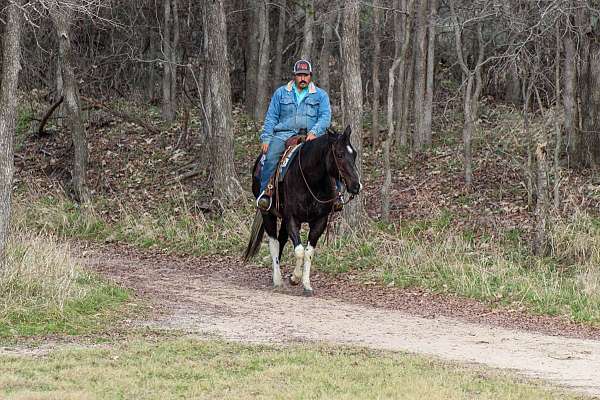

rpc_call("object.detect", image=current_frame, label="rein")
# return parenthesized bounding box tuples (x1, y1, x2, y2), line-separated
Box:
(298, 142, 355, 205)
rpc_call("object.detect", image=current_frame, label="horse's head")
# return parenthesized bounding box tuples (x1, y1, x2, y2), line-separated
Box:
(327, 126, 362, 195)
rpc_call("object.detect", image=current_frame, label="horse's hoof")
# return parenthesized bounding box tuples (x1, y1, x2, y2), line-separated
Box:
(289, 275, 301, 286)
(303, 288, 314, 297)
(273, 284, 285, 292)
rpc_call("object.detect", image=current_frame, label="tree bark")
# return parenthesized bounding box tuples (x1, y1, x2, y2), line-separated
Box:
(50, 5, 90, 203)
(400, 40, 415, 147)
(318, 9, 335, 93)
(300, 0, 314, 61)
(412, 0, 428, 152)
(563, 24, 579, 167)
(254, 0, 270, 120)
(341, 0, 365, 229)
(0, 0, 23, 266)
(245, 0, 259, 116)
(273, 0, 286, 91)
(371, 0, 382, 145)
(423, 0, 436, 145)
(204, 0, 242, 206)
(161, 0, 177, 122)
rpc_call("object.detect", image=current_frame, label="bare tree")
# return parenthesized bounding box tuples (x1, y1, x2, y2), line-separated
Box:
(161, 0, 179, 122)
(204, 0, 242, 206)
(341, 0, 365, 228)
(300, 0, 314, 61)
(254, 0, 270, 120)
(0, 0, 23, 266)
(392, 0, 415, 147)
(449, 0, 486, 188)
(50, 3, 90, 203)
(317, 5, 335, 93)
(412, 0, 428, 151)
(371, 0, 382, 145)
(423, 0, 437, 145)
(272, 0, 287, 90)
(245, 1, 258, 115)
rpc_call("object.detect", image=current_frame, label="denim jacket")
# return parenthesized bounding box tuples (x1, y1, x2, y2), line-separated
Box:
(260, 81, 332, 145)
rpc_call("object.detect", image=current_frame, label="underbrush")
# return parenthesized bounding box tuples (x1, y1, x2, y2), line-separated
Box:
(15, 189, 600, 325)
(0, 231, 129, 338)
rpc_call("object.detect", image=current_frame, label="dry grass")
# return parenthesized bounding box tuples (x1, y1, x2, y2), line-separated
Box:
(0, 338, 585, 400)
(0, 228, 129, 337)
(1, 232, 81, 315)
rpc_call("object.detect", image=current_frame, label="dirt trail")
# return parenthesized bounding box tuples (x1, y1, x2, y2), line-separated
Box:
(85, 248, 600, 398)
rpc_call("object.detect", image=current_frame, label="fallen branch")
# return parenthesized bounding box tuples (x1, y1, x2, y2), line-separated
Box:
(81, 96, 160, 134)
(38, 96, 63, 135)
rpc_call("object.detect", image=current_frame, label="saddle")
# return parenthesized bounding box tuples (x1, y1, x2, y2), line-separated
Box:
(252, 134, 306, 185)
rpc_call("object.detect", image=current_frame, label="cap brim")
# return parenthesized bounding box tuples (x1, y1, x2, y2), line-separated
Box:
(294, 70, 310, 75)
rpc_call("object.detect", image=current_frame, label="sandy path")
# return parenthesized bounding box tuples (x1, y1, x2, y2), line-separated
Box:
(82, 250, 600, 398)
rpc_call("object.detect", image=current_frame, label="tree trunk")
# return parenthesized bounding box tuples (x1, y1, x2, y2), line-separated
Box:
(204, 0, 242, 206)
(341, 0, 365, 229)
(0, 0, 23, 266)
(423, 0, 436, 145)
(563, 25, 579, 167)
(553, 20, 562, 210)
(400, 40, 415, 147)
(383, 52, 405, 221)
(580, 37, 600, 166)
(318, 9, 334, 93)
(300, 0, 314, 61)
(161, 0, 177, 122)
(371, 0, 382, 146)
(245, 1, 258, 115)
(50, 5, 90, 204)
(396, 0, 415, 147)
(273, 0, 286, 91)
(254, 0, 270, 120)
(412, 0, 428, 152)
(462, 76, 474, 187)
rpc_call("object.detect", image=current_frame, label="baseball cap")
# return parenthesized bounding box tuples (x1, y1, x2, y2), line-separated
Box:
(293, 59, 312, 75)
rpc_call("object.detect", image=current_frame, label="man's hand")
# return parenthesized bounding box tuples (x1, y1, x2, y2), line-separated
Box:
(306, 132, 317, 141)
(262, 143, 269, 154)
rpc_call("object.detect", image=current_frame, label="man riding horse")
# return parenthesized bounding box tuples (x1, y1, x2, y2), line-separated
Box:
(256, 59, 343, 212)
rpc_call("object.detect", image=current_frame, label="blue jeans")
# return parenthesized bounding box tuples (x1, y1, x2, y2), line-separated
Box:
(259, 136, 287, 194)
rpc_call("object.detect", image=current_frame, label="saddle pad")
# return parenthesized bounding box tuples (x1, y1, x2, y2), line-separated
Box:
(277, 143, 303, 182)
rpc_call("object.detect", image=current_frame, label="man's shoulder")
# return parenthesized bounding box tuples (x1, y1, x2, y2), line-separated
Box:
(313, 85, 330, 99)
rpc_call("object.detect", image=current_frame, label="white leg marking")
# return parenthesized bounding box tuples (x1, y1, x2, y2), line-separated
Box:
(269, 236, 282, 288)
(292, 244, 304, 284)
(303, 244, 314, 292)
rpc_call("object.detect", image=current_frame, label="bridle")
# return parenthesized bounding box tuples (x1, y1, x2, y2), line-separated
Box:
(298, 142, 356, 205)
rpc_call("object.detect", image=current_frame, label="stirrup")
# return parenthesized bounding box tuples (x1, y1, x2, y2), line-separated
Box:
(256, 190, 272, 211)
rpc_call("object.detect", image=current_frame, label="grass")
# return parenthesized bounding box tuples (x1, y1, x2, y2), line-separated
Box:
(0, 231, 130, 338)
(12, 189, 600, 325)
(0, 337, 584, 400)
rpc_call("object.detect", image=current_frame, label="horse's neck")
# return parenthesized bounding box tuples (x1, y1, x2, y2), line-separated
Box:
(301, 141, 332, 185)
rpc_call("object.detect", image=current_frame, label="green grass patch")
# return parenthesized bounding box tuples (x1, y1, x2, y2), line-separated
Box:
(0, 338, 582, 399)
(0, 232, 130, 338)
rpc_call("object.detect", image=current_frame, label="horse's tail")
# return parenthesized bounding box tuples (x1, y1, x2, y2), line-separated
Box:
(243, 210, 264, 261)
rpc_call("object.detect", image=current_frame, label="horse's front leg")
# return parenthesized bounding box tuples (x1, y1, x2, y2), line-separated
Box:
(302, 217, 329, 296)
(287, 217, 304, 287)
(263, 215, 283, 289)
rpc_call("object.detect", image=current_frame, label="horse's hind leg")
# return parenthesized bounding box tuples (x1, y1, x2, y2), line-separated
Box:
(278, 219, 289, 262)
(286, 217, 304, 287)
(263, 215, 283, 289)
(302, 217, 328, 296)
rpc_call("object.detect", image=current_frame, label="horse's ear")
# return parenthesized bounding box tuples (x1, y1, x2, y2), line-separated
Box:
(343, 125, 352, 138)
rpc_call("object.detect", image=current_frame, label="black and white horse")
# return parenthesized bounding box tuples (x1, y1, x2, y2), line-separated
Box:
(244, 126, 361, 296)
